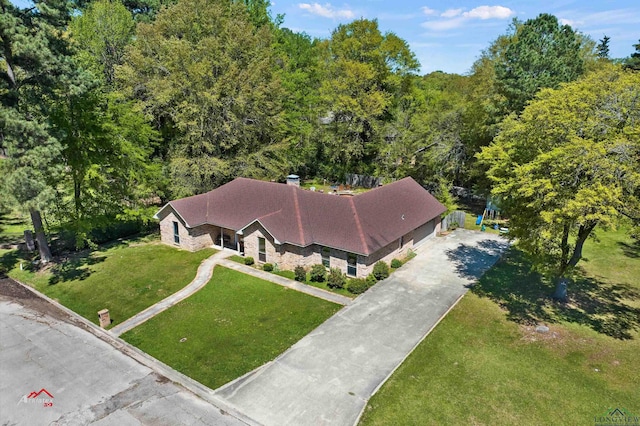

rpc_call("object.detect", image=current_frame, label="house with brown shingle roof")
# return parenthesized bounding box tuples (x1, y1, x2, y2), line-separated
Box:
(155, 177, 446, 278)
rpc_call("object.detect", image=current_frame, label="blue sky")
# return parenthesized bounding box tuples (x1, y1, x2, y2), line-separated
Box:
(10, 0, 639, 74)
(270, 0, 640, 74)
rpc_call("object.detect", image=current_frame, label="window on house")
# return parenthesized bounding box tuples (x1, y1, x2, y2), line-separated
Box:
(173, 221, 180, 244)
(399, 235, 404, 249)
(258, 237, 266, 262)
(347, 253, 357, 277)
(322, 247, 330, 268)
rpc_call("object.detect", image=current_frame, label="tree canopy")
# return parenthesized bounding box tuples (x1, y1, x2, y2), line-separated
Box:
(494, 14, 585, 114)
(478, 65, 640, 297)
(119, 0, 285, 197)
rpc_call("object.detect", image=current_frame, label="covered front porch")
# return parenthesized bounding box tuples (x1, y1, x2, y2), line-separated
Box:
(211, 227, 244, 254)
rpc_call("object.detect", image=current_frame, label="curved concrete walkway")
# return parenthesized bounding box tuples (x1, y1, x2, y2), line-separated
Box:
(111, 250, 351, 337)
(110, 250, 232, 336)
(214, 230, 510, 426)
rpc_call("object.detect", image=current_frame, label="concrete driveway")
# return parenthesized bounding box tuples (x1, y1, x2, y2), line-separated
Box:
(0, 279, 246, 426)
(214, 230, 509, 426)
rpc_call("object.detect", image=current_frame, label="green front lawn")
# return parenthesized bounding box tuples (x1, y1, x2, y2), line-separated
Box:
(3, 240, 215, 327)
(121, 266, 341, 389)
(361, 227, 639, 425)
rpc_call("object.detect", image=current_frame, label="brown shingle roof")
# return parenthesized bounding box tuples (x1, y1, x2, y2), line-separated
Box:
(156, 177, 446, 255)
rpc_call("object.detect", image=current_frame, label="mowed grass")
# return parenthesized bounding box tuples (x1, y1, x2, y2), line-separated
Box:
(121, 266, 342, 390)
(360, 227, 640, 425)
(4, 240, 215, 327)
(0, 211, 30, 243)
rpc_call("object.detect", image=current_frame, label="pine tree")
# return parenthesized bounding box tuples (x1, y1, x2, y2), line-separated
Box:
(0, 0, 77, 262)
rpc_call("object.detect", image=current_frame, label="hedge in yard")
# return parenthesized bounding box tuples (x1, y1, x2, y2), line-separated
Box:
(391, 258, 402, 269)
(366, 273, 378, 287)
(347, 278, 368, 294)
(327, 267, 346, 289)
(294, 266, 306, 282)
(373, 261, 390, 280)
(310, 264, 326, 282)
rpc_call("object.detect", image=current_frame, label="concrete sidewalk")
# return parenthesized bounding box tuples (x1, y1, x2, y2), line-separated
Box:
(214, 230, 509, 426)
(110, 250, 232, 336)
(218, 259, 352, 306)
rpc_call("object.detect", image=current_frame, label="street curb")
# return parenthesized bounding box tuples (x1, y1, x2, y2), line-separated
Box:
(7, 278, 263, 426)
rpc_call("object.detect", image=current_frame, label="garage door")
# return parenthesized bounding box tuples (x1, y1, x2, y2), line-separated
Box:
(413, 219, 436, 247)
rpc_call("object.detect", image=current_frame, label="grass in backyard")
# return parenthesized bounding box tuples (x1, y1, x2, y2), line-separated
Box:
(121, 266, 341, 389)
(360, 227, 639, 425)
(0, 210, 30, 243)
(3, 239, 215, 327)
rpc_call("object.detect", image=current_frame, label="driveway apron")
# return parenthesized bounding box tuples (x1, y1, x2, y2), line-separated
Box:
(214, 230, 509, 426)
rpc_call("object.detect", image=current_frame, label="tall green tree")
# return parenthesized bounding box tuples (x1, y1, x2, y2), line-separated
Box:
(316, 19, 419, 177)
(70, 0, 135, 85)
(624, 39, 640, 71)
(478, 65, 640, 300)
(0, 0, 79, 262)
(494, 14, 585, 114)
(274, 28, 321, 177)
(119, 0, 285, 197)
(597, 35, 611, 59)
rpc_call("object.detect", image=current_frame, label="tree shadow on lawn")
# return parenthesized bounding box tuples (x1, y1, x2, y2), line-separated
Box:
(619, 240, 640, 259)
(446, 238, 511, 281)
(48, 252, 107, 285)
(469, 248, 640, 340)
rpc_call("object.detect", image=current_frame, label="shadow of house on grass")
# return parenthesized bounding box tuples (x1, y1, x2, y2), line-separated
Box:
(470, 248, 640, 340)
(48, 253, 107, 285)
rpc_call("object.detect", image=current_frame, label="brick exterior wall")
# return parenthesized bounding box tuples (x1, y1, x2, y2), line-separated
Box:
(157, 208, 216, 252)
(160, 209, 440, 277)
(242, 218, 440, 278)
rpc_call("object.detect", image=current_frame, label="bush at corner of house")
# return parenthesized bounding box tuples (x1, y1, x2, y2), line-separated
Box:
(310, 264, 326, 282)
(263, 263, 273, 272)
(366, 273, 378, 287)
(390, 258, 402, 269)
(406, 249, 416, 261)
(294, 265, 306, 282)
(327, 267, 346, 289)
(373, 261, 390, 280)
(244, 256, 254, 266)
(347, 278, 368, 294)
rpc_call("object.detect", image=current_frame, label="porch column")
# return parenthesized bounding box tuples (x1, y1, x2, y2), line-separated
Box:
(220, 226, 223, 247)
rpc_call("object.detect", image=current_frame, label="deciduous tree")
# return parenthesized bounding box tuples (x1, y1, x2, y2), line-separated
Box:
(478, 65, 640, 300)
(119, 0, 284, 197)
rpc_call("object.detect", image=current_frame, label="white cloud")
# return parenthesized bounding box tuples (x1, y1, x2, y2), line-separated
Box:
(423, 17, 466, 31)
(463, 6, 514, 20)
(421, 6, 437, 16)
(422, 4, 515, 32)
(441, 8, 463, 18)
(559, 18, 580, 27)
(298, 3, 355, 19)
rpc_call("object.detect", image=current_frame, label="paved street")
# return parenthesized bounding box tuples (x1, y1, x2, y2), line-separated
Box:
(214, 230, 509, 426)
(0, 280, 246, 426)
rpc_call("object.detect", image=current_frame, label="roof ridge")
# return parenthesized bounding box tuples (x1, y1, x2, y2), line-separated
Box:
(292, 186, 306, 245)
(349, 197, 368, 254)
